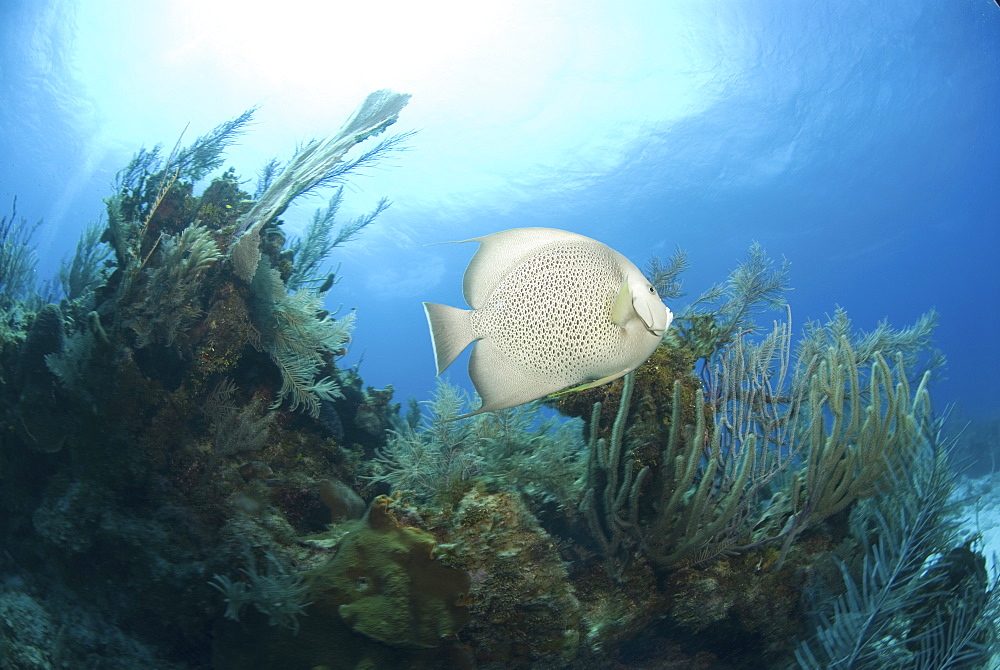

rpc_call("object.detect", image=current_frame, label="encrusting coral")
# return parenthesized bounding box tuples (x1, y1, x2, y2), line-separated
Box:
(308, 493, 472, 648)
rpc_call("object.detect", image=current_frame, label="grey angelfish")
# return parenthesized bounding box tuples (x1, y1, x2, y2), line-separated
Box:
(423, 227, 672, 418)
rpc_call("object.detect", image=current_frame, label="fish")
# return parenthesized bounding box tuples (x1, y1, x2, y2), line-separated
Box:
(423, 227, 672, 417)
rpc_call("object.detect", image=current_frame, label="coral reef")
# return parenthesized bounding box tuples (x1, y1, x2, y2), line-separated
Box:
(0, 91, 416, 669)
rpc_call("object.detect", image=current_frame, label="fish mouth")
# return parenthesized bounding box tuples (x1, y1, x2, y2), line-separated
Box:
(643, 306, 673, 337)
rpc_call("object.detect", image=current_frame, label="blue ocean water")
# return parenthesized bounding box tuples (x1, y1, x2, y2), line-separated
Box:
(2, 0, 997, 420)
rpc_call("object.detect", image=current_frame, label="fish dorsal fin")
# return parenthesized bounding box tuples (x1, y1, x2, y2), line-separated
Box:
(462, 228, 593, 309)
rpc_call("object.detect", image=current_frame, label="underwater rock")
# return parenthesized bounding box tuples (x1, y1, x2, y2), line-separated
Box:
(32, 476, 108, 554)
(317, 400, 345, 441)
(237, 460, 274, 481)
(14, 303, 72, 452)
(19, 303, 64, 371)
(661, 551, 806, 665)
(190, 278, 253, 383)
(308, 494, 471, 648)
(447, 486, 583, 666)
(668, 571, 735, 632)
(0, 586, 55, 669)
(573, 558, 666, 660)
(318, 478, 365, 523)
(353, 384, 398, 444)
(331, 370, 400, 451)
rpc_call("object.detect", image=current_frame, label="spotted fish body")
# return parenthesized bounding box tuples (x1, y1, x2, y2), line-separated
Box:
(423, 227, 672, 418)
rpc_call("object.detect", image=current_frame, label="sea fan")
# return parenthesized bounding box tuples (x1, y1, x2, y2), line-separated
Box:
(249, 263, 354, 417)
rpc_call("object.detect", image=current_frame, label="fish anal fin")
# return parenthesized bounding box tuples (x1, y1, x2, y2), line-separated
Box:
(466, 337, 567, 416)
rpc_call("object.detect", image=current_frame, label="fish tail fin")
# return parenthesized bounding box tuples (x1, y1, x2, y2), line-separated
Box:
(422, 302, 476, 374)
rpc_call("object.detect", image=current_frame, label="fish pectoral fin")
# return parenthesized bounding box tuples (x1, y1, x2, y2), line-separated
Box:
(611, 279, 632, 328)
(547, 370, 632, 397)
(546, 385, 589, 398)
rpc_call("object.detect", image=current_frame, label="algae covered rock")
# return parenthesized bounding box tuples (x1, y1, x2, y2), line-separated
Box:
(448, 486, 583, 666)
(308, 494, 472, 649)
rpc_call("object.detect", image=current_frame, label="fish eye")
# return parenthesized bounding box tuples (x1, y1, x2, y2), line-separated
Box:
(648, 286, 656, 294)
